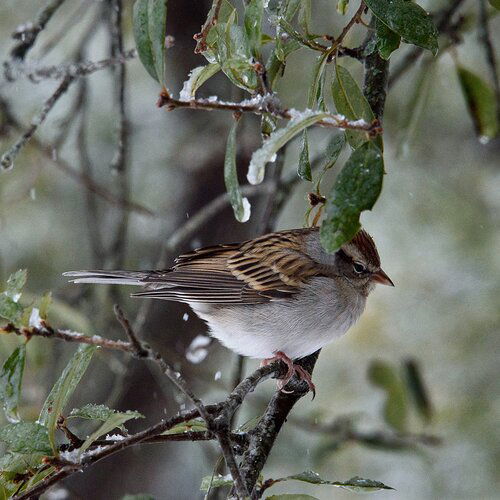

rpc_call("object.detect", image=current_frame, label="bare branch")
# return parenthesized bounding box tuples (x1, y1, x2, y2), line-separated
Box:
(9, 0, 67, 60)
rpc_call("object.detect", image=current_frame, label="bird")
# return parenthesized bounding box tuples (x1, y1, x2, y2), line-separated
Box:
(64, 227, 393, 393)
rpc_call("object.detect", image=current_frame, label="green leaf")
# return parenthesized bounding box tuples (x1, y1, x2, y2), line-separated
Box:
(0, 270, 28, 324)
(0, 345, 26, 423)
(224, 117, 251, 223)
(0, 296, 23, 325)
(0, 423, 51, 454)
(78, 410, 144, 454)
(69, 403, 143, 424)
(488, 0, 500, 10)
(0, 451, 46, 477)
(132, 0, 168, 84)
(200, 474, 233, 492)
(375, 18, 400, 60)
(404, 359, 432, 423)
(364, 0, 438, 55)
(122, 495, 155, 500)
(206, 12, 258, 93)
(38, 292, 52, 321)
(162, 418, 207, 435)
(314, 133, 346, 195)
(5, 270, 27, 299)
(298, 129, 312, 181)
(337, 0, 349, 15)
(247, 110, 332, 185)
(244, 0, 263, 58)
(320, 142, 384, 252)
(179, 63, 220, 100)
(39, 344, 98, 453)
(457, 66, 499, 141)
(331, 64, 375, 149)
(267, 470, 394, 494)
(308, 53, 329, 109)
(368, 360, 408, 432)
(298, 0, 312, 34)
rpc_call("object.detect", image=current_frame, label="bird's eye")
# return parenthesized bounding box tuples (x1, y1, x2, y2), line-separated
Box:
(352, 262, 366, 274)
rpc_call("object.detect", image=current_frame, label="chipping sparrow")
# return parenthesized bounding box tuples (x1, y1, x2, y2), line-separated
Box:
(64, 227, 393, 392)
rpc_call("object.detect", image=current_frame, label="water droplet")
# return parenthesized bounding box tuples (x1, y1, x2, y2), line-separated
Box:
(214, 371, 222, 381)
(1, 153, 14, 171)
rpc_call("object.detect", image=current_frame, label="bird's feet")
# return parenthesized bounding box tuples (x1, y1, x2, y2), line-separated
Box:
(261, 351, 316, 398)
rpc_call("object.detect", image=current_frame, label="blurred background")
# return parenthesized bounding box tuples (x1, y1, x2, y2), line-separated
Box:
(0, 0, 499, 498)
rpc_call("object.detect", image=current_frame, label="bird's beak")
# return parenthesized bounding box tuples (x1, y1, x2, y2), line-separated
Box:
(372, 269, 395, 287)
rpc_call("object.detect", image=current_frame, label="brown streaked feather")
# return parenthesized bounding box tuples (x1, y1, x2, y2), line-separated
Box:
(349, 229, 380, 268)
(134, 228, 321, 304)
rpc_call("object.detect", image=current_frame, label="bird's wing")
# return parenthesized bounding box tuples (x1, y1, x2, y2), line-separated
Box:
(132, 229, 321, 304)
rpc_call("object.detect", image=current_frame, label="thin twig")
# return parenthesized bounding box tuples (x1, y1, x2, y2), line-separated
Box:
(194, 0, 223, 53)
(2, 49, 137, 84)
(9, 0, 67, 60)
(1, 74, 75, 170)
(0, 95, 156, 217)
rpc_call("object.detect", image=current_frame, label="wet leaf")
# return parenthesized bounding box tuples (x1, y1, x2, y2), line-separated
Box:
(268, 470, 394, 493)
(331, 64, 375, 149)
(179, 63, 220, 100)
(320, 142, 384, 252)
(224, 117, 251, 222)
(78, 410, 144, 454)
(337, 0, 350, 15)
(39, 345, 98, 453)
(0, 423, 51, 454)
(364, 0, 438, 54)
(247, 110, 331, 185)
(298, 129, 312, 181)
(132, 0, 168, 84)
(457, 66, 499, 141)
(375, 18, 400, 60)
(369, 360, 408, 432)
(308, 52, 329, 110)
(5, 271, 27, 298)
(0, 270, 27, 324)
(244, 0, 263, 57)
(0, 345, 26, 423)
(200, 473, 233, 492)
(69, 403, 143, 422)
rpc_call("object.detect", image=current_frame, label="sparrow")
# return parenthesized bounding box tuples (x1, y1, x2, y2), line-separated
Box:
(64, 227, 393, 393)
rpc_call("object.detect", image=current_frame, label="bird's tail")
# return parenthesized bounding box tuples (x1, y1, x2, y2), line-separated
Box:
(63, 270, 149, 286)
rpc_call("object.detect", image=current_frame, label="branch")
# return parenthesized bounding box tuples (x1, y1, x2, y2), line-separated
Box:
(1, 74, 75, 170)
(3, 50, 137, 84)
(9, 0, 67, 60)
(157, 92, 379, 133)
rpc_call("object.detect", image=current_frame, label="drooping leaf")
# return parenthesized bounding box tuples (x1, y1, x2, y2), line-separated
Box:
(244, 0, 263, 57)
(364, 0, 438, 54)
(132, 0, 168, 84)
(39, 344, 98, 453)
(179, 63, 221, 100)
(368, 360, 408, 432)
(0, 423, 51, 455)
(0, 345, 26, 423)
(375, 18, 400, 60)
(0, 450, 46, 479)
(200, 474, 233, 492)
(298, 129, 312, 181)
(308, 52, 329, 109)
(404, 358, 433, 424)
(457, 66, 499, 141)
(267, 470, 394, 493)
(331, 64, 375, 149)
(314, 133, 346, 194)
(320, 142, 384, 252)
(247, 110, 331, 185)
(224, 117, 251, 222)
(78, 410, 144, 454)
